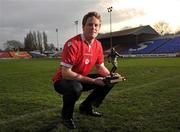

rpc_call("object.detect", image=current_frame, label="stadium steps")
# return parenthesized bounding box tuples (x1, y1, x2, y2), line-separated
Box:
(150, 38, 172, 54)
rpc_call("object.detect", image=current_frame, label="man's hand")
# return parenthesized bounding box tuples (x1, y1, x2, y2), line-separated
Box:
(93, 77, 105, 86)
(114, 73, 126, 81)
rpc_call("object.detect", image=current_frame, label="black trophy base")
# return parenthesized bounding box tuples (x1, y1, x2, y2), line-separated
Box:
(104, 74, 124, 84)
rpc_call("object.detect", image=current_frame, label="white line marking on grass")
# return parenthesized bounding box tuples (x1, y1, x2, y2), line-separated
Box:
(132, 74, 180, 89)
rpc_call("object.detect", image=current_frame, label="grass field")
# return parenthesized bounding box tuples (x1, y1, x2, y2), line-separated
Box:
(0, 57, 180, 132)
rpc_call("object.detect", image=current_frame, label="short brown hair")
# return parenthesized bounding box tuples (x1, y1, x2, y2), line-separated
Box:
(82, 11, 101, 27)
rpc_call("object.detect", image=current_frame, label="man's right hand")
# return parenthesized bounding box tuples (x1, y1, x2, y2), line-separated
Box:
(93, 77, 105, 86)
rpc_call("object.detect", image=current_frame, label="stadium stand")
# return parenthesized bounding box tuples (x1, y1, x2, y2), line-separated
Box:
(98, 25, 159, 54)
(128, 38, 171, 54)
(153, 36, 180, 53)
(50, 51, 62, 58)
(9, 51, 32, 58)
(0, 51, 11, 58)
(29, 51, 46, 58)
(119, 36, 180, 55)
(98, 25, 180, 55)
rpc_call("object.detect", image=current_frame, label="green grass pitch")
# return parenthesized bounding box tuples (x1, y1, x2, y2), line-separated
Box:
(0, 57, 180, 131)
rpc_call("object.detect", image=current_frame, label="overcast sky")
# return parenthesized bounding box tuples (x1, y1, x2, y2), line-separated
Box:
(0, 0, 180, 50)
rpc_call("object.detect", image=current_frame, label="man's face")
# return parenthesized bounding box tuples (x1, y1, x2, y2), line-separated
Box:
(83, 16, 101, 41)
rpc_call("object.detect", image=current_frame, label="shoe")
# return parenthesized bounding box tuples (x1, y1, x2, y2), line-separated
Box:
(62, 118, 77, 129)
(79, 105, 102, 117)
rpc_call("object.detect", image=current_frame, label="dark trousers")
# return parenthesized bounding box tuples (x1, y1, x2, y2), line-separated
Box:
(53, 74, 114, 119)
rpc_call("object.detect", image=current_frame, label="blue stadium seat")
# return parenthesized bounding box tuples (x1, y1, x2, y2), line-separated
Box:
(153, 36, 180, 53)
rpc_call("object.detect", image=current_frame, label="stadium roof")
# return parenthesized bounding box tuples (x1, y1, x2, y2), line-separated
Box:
(98, 25, 159, 39)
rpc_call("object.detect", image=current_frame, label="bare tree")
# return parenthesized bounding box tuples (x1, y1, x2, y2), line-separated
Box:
(24, 31, 49, 51)
(32, 31, 38, 50)
(49, 43, 56, 51)
(175, 27, 180, 35)
(153, 21, 172, 36)
(43, 32, 49, 51)
(24, 31, 34, 51)
(37, 31, 43, 52)
(4, 40, 23, 51)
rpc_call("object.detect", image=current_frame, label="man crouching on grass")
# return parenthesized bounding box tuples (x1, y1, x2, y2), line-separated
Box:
(52, 11, 123, 129)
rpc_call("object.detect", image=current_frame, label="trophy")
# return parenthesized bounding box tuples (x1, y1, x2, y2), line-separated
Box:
(104, 48, 126, 84)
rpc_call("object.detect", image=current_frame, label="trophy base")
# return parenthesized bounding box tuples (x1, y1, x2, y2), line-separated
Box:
(104, 74, 125, 84)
